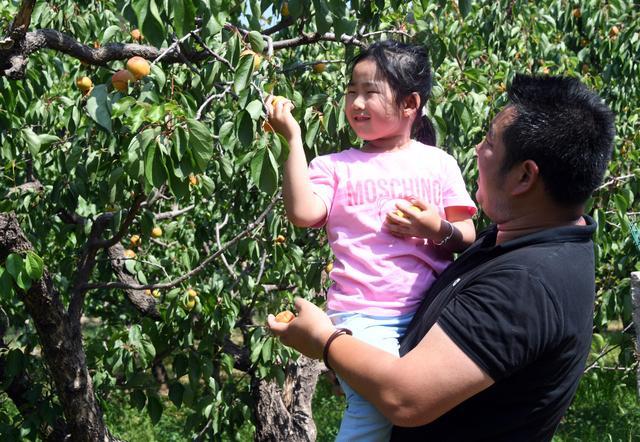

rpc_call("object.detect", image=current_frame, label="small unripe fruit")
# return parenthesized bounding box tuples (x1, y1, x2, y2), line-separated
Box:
(185, 298, 196, 310)
(145, 289, 152, 296)
(126, 56, 151, 80)
(313, 62, 326, 73)
(571, 8, 581, 18)
(275, 310, 295, 323)
(151, 226, 162, 238)
(76, 76, 93, 93)
(187, 288, 198, 298)
(130, 234, 141, 247)
(112, 69, 135, 92)
(130, 29, 142, 41)
(275, 234, 286, 244)
(124, 249, 136, 259)
(152, 289, 160, 298)
(281, 2, 289, 16)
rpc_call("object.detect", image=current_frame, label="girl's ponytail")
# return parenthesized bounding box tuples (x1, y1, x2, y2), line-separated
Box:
(412, 114, 437, 146)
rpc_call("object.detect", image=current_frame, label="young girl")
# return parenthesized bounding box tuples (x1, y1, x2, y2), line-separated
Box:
(267, 40, 476, 441)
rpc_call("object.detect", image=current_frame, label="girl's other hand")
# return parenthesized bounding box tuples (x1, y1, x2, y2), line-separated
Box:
(385, 199, 442, 240)
(266, 95, 300, 140)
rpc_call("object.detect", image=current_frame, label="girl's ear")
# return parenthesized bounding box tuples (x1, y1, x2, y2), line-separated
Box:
(403, 92, 421, 118)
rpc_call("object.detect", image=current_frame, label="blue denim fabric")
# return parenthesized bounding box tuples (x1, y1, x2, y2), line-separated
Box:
(327, 310, 414, 442)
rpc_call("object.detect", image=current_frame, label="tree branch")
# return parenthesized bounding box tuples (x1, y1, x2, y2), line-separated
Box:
(79, 192, 282, 292)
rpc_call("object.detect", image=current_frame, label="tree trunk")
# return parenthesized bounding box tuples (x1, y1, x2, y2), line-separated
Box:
(0, 212, 121, 442)
(252, 356, 323, 441)
(631, 271, 640, 398)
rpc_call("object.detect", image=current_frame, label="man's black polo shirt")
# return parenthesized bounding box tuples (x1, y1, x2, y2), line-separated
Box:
(392, 217, 596, 441)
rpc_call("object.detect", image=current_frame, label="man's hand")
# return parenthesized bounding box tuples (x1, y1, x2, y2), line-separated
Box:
(385, 199, 443, 240)
(265, 95, 300, 141)
(267, 297, 335, 360)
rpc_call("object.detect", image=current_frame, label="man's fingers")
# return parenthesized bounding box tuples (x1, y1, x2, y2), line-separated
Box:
(267, 314, 289, 335)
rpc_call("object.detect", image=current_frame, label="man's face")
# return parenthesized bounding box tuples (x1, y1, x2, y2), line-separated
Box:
(475, 106, 517, 223)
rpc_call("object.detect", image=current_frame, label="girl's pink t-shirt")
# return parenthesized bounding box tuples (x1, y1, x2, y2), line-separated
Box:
(309, 140, 476, 316)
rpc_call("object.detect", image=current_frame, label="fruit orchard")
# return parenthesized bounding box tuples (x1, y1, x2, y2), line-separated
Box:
(0, 0, 639, 440)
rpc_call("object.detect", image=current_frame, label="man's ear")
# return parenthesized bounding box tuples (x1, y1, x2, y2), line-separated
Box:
(403, 92, 421, 118)
(511, 160, 540, 196)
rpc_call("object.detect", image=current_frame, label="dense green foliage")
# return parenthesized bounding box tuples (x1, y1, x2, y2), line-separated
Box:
(1, 0, 638, 439)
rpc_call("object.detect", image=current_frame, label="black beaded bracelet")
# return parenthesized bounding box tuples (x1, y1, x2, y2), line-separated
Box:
(322, 328, 353, 371)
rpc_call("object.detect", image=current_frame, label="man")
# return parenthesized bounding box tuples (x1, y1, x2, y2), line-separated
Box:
(268, 74, 615, 441)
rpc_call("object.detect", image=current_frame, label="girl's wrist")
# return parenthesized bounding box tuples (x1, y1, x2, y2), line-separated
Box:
(431, 219, 454, 246)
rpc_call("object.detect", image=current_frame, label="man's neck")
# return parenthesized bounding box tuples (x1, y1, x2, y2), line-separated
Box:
(495, 210, 585, 245)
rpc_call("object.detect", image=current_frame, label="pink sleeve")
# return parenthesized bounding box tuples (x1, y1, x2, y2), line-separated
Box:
(442, 155, 477, 217)
(308, 155, 336, 228)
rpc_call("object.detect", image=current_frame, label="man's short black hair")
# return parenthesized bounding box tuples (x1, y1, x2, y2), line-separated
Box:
(502, 74, 615, 205)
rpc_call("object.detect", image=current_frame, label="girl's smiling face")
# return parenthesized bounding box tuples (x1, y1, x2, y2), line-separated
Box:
(345, 59, 414, 151)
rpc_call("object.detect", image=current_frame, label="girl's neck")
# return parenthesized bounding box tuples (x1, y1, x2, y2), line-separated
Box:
(361, 134, 413, 153)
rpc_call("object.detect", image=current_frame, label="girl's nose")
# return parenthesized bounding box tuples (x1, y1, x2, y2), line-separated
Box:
(352, 96, 365, 110)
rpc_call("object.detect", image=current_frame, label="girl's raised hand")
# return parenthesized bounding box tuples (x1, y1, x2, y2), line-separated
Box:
(267, 297, 335, 360)
(265, 95, 300, 140)
(385, 199, 443, 240)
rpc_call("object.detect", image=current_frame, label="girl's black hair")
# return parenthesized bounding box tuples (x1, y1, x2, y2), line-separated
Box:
(348, 40, 437, 146)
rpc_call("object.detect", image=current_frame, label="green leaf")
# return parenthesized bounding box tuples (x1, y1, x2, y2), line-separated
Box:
(21, 128, 41, 156)
(86, 84, 112, 133)
(247, 30, 265, 53)
(186, 119, 214, 171)
(245, 100, 263, 121)
(0, 267, 14, 298)
(144, 141, 167, 188)
(459, 0, 472, 18)
(132, 0, 165, 47)
(234, 54, 254, 95)
(5, 254, 24, 281)
(150, 63, 166, 90)
(102, 25, 121, 43)
(15, 270, 31, 291)
(169, 382, 184, 408)
(131, 389, 147, 411)
(147, 394, 163, 424)
(24, 252, 44, 280)
(237, 111, 255, 148)
(172, 0, 196, 37)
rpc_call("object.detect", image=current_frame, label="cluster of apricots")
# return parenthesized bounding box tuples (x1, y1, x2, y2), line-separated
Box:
(75, 53, 151, 95)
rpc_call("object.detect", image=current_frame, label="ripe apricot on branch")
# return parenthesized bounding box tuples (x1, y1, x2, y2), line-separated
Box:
(130, 234, 141, 247)
(152, 289, 160, 298)
(151, 226, 162, 238)
(275, 234, 286, 244)
(275, 310, 295, 323)
(187, 288, 198, 298)
(126, 56, 150, 79)
(281, 2, 289, 16)
(130, 29, 142, 41)
(313, 62, 326, 73)
(189, 174, 198, 186)
(76, 76, 93, 93)
(609, 26, 619, 38)
(112, 69, 135, 92)
(124, 249, 136, 259)
(325, 261, 334, 273)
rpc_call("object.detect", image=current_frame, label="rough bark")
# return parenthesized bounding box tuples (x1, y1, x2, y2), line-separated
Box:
(252, 356, 323, 442)
(107, 243, 160, 319)
(0, 212, 121, 442)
